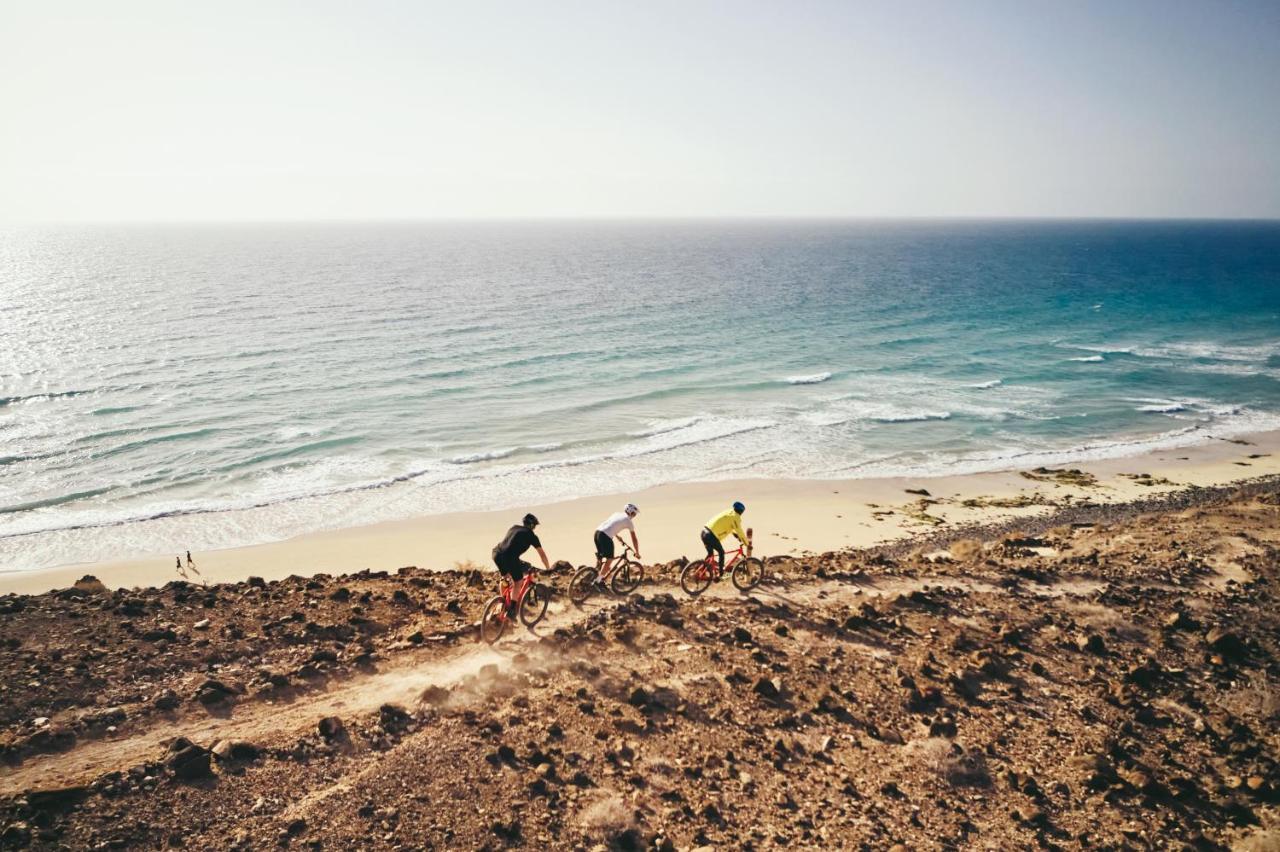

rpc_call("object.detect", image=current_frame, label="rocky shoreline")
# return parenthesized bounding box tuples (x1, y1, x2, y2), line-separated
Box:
(1, 480, 1278, 849)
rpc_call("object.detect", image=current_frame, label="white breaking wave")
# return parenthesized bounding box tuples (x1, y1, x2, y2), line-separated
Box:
(1126, 397, 1232, 417)
(447, 448, 519, 464)
(876, 411, 952, 423)
(833, 407, 1280, 480)
(785, 372, 832, 385)
(1068, 355, 1105, 363)
(967, 379, 1003, 389)
(1066, 344, 1132, 355)
(1180, 363, 1267, 377)
(1132, 341, 1280, 362)
(628, 416, 703, 438)
(799, 399, 954, 427)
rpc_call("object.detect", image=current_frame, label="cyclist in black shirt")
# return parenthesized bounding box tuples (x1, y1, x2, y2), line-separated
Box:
(492, 513, 551, 592)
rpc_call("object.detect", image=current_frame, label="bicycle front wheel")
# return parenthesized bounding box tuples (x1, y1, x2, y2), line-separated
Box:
(732, 557, 765, 591)
(519, 583, 550, 626)
(568, 567, 596, 604)
(680, 559, 713, 596)
(480, 596, 508, 644)
(610, 559, 643, 595)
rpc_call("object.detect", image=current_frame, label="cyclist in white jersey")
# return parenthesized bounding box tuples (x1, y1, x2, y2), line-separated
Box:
(594, 503, 641, 581)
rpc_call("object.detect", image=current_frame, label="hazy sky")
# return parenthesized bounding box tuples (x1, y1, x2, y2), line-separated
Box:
(2, 0, 1278, 221)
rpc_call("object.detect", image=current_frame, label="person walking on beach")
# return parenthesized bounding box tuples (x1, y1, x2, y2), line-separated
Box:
(701, 502, 750, 571)
(594, 503, 641, 584)
(186, 550, 195, 568)
(492, 514, 551, 611)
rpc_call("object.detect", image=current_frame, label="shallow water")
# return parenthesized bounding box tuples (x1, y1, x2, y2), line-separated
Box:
(2, 220, 1279, 571)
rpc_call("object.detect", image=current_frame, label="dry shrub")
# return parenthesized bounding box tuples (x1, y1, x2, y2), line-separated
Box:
(578, 793, 635, 837)
(949, 539, 983, 561)
(644, 757, 677, 776)
(1233, 829, 1280, 852)
(1218, 673, 1279, 724)
(452, 559, 483, 572)
(907, 737, 991, 787)
(1065, 601, 1148, 643)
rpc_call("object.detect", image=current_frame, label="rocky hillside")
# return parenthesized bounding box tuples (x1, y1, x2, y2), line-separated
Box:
(1, 486, 1278, 850)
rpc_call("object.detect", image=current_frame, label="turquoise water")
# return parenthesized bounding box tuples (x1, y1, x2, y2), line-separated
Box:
(2, 220, 1279, 571)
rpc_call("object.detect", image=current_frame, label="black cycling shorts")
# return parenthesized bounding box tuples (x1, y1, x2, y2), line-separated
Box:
(494, 556, 530, 583)
(594, 529, 615, 559)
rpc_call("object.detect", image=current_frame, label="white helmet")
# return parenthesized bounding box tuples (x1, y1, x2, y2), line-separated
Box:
(624, 502, 639, 516)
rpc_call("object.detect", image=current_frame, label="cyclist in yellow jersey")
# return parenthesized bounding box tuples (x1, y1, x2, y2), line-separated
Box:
(701, 501, 749, 570)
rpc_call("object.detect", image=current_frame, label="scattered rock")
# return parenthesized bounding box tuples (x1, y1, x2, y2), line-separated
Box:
(166, 742, 213, 781)
(318, 716, 346, 741)
(1206, 627, 1246, 658)
(1076, 633, 1107, 655)
(752, 677, 782, 701)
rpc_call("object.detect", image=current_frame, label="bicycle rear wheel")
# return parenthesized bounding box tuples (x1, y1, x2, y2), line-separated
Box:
(680, 558, 713, 596)
(480, 596, 508, 644)
(568, 566, 596, 604)
(732, 557, 765, 591)
(610, 559, 643, 595)
(519, 583, 549, 626)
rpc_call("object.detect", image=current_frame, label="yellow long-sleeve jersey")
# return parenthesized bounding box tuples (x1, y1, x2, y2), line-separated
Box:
(705, 508, 747, 543)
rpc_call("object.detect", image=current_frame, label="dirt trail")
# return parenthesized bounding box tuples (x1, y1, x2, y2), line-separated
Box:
(0, 595, 590, 795)
(0, 570, 1115, 796)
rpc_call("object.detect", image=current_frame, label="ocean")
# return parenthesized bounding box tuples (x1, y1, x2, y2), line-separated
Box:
(2, 220, 1279, 573)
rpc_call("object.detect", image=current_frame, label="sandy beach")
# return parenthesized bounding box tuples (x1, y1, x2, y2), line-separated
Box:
(7, 428, 1279, 596)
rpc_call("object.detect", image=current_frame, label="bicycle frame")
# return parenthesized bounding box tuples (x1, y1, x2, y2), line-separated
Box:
(601, 542, 635, 578)
(498, 569, 538, 614)
(705, 545, 748, 577)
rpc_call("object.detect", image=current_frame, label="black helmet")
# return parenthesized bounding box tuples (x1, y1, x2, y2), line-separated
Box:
(523, 513, 539, 527)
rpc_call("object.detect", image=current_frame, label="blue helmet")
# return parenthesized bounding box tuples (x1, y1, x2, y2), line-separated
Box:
(732, 501, 745, 514)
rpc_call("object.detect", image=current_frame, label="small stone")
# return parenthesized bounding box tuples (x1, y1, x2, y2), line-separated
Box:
(752, 677, 781, 701)
(167, 745, 212, 780)
(193, 619, 210, 630)
(316, 711, 343, 741)
(1206, 628, 1245, 658)
(153, 688, 181, 711)
(1014, 805, 1045, 824)
(1, 822, 31, 847)
(212, 739, 261, 761)
(1076, 633, 1106, 655)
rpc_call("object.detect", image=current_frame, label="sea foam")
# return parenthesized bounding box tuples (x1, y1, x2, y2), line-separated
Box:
(785, 372, 832, 385)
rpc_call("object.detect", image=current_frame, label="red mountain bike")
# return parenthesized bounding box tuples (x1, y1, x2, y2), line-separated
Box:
(680, 542, 764, 596)
(479, 567, 549, 644)
(567, 542, 644, 603)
